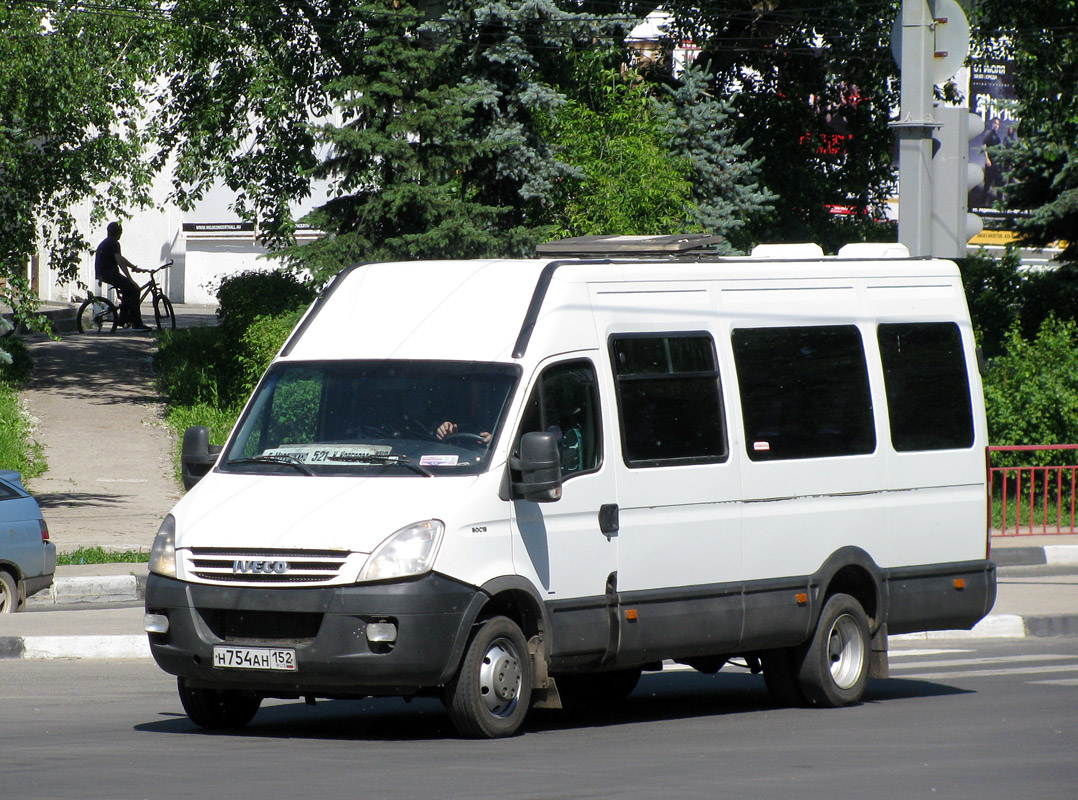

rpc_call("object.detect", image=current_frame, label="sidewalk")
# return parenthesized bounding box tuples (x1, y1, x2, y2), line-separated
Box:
(15, 301, 216, 553)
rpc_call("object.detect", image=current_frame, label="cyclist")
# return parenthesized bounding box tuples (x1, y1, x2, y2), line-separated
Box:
(94, 222, 149, 331)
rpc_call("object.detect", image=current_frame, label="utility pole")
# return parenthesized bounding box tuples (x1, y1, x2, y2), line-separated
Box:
(894, 0, 937, 257)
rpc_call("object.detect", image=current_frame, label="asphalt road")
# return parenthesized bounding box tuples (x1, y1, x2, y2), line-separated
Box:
(2, 637, 1075, 800)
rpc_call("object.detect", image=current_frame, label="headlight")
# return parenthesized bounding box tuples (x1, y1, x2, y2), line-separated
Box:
(148, 515, 177, 577)
(358, 520, 445, 582)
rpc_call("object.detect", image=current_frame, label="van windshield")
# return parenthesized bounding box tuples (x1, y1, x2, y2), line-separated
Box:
(220, 360, 521, 477)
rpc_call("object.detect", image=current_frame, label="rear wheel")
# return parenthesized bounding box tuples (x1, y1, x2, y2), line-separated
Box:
(153, 294, 176, 329)
(797, 593, 870, 708)
(77, 296, 118, 334)
(0, 570, 20, 613)
(445, 616, 532, 738)
(177, 678, 261, 729)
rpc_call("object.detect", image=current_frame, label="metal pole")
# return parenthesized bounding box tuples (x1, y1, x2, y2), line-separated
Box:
(895, 0, 937, 256)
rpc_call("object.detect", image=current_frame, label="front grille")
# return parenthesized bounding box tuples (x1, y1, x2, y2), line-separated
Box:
(185, 547, 352, 586)
(198, 607, 323, 644)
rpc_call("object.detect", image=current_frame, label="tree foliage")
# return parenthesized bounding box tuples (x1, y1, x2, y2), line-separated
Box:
(656, 0, 900, 251)
(973, 0, 1078, 263)
(543, 54, 696, 238)
(653, 65, 775, 252)
(0, 2, 162, 322)
(983, 316, 1078, 453)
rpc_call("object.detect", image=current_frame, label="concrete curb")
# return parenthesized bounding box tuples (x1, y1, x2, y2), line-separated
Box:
(26, 574, 146, 607)
(992, 544, 1078, 567)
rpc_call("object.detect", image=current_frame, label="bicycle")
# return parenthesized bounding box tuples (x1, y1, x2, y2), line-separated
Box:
(77, 259, 176, 334)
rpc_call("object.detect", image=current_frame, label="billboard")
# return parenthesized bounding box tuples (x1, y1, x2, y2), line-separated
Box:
(968, 58, 1020, 217)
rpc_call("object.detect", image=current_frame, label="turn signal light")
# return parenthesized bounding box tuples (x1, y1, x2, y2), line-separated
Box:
(795, 593, 808, 606)
(953, 578, 966, 591)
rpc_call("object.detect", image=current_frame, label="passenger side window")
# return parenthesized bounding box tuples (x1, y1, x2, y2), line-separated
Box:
(732, 325, 875, 461)
(516, 361, 602, 477)
(610, 333, 728, 467)
(878, 322, 974, 451)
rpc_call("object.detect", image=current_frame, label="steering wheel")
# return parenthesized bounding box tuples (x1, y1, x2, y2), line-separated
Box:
(442, 432, 487, 446)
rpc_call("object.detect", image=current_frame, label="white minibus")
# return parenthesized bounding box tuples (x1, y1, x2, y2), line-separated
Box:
(145, 236, 996, 738)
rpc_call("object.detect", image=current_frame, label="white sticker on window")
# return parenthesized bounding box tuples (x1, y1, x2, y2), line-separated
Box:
(420, 454, 459, 466)
(753, 441, 771, 452)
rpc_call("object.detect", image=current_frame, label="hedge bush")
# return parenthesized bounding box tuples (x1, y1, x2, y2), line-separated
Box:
(983, 315, 1078, 465)
(156, 271, 315, 473)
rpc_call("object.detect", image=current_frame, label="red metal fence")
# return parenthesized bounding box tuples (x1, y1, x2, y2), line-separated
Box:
(988, 445, 1078, 536)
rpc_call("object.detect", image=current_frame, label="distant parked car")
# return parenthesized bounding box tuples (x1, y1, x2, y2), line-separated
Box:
(0, 469, 55, 612)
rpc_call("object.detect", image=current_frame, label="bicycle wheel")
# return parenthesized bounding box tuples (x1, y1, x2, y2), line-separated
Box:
(153, 294, 176, 330)
(77, 296, 118, 334)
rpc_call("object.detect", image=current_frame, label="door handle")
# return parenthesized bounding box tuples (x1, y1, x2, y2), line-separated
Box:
(598, 503, 619, 538)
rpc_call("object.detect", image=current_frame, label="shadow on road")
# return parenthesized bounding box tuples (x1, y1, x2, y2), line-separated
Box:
(133, 669, 974, 742)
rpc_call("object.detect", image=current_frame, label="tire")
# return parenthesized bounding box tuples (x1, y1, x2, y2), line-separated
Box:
(445, 616, 532, 738)
(0, 570, 21, 613)
(556, 668, 642, 711)
(761, 648, 807, 707)
(77, 297, 118, 334)
(154, 294, 176, 330)
(177, 678, 262, 730)
(797, 593, 870, 708)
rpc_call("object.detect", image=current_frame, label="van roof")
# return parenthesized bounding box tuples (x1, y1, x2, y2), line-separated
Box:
(280, 247, 957, 366)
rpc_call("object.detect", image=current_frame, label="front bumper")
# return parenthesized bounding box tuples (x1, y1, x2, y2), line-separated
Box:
(145, 572, 485, 696)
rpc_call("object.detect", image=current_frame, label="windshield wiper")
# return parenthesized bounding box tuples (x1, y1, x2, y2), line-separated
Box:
(326, 452, 433, 477)
(227, 455, 316, 476)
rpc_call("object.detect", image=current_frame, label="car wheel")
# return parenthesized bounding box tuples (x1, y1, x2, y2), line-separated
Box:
(797, 593, 870, 708)
(445, 616, 532, 738)
(177, 678, 262, 729)
(0, 570, 20, 613)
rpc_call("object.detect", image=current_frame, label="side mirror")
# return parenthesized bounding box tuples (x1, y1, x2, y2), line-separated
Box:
(181, 426, 221, 491)
(510, 431, 563, 503)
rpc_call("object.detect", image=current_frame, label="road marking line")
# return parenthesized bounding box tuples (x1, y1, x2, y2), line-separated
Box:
(889, 649, 972, 658)
(891, 654, 1072, 670)
(1029, 678, 1078, 686)
(896, 664, 1078, 681)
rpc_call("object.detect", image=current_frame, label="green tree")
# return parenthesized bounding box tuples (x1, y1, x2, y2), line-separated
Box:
(653, 65, 775, 253)
(159, 0, 625, 281)
(0, 2, 162, 326)
(544, 55, 696, 237)
(983, 316, 1078, 455)
(973, 0, 1078, 263)
(656, 0, 900, 250)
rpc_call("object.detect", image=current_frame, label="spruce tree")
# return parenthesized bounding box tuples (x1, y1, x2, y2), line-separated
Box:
(653, 66, 775, 253)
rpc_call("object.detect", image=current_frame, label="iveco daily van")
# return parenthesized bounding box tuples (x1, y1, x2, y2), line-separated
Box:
(145, 235, 996, 738)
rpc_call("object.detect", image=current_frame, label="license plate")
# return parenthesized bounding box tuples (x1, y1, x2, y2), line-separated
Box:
(212, 645, 296, 672)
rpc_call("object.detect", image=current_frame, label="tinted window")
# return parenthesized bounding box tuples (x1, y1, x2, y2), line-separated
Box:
(611, 334, 727, 467)
(516, 361, 601, 477)
(878, 322, 974, 451)
(732, 325, 875, 461)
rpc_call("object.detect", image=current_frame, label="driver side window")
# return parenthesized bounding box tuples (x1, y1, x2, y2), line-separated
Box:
(516, 361, 602, 478)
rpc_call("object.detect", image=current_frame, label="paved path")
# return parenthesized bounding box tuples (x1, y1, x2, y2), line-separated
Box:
(20, 305, 216, 553)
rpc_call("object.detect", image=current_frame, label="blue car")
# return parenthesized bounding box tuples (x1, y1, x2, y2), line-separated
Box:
(0, 469, 55, 612)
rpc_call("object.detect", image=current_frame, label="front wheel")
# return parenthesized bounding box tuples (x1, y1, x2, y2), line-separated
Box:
(797, 593, 870, 708)
(177, 678, 261, 729)
(77, 296, 118, 334)
(445, 616, 532, 738)
(153, 294, 176, 330)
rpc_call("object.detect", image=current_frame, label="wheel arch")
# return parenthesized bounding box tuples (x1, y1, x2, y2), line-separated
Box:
(437, 575, 550, 686)
(811, 547, 888, 629)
